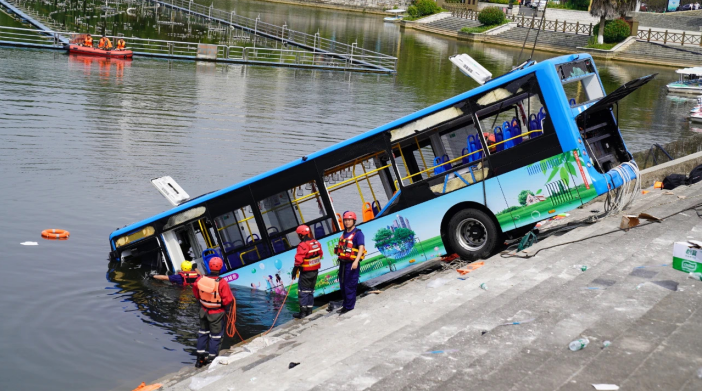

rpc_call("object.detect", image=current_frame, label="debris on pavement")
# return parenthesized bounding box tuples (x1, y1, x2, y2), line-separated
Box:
(500, 318, 535, 326)
(569, 337, 590, 351)
(591, 384, 619, 390)
(479, 283, 488, 290)
(457, 261, 484, 275)
(289, 362, 300, 369)
(426, 278, 449, 288)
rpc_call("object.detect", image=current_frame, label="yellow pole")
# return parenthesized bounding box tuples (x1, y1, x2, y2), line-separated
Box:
(414, 137, 429, 175)
(352, 162, 366, 204)
(360, 162, 377, 202)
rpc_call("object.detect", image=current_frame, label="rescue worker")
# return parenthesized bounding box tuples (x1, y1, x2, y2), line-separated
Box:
(83, 34, 93, 47)
(98, 35, 112, 50)
(116, 38, 126, 50)
(334, 211, 366, 315)
(192, 257, 233, 368)
(152, 261, 201, 286)
(291, 225, 323, 319)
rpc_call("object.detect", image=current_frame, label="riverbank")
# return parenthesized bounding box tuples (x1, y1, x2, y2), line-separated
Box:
(147, 157, 702, 390)
(251, 0, 408, 14)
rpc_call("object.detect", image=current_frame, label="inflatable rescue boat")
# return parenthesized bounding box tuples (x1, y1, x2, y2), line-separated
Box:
(67, 44, 133, 59)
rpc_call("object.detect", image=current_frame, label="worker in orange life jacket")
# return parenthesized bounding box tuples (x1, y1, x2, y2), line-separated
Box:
(334, 211, 366, 315)
(116, 38, 126, 50)
(83, 34, 93, 47)
(98, 35, 112, 50)
(291, 224, 323, 319)
(192, 257, 233, 368)
(152, 261, 201, 286)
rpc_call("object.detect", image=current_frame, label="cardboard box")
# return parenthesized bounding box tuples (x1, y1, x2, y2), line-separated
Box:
(672, 241, 702, 273)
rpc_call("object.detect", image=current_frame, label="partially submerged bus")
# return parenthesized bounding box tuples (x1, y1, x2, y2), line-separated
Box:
(109, 53, 654, 296)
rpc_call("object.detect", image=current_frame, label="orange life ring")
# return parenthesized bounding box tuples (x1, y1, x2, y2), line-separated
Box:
(41, 229, 70, 240)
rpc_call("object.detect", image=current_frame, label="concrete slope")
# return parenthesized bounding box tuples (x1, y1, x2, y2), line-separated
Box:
(157, 182, 702, 391)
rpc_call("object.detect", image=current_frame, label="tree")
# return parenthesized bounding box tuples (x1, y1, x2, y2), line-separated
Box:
(373, 228, 394, 248)
(589, 0, 637, 44)
(518, 190, 535, 206)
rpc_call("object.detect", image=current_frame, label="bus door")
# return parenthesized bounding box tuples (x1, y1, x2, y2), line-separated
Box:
(472, 72, 581, 230)
(161, 218, 220, 272)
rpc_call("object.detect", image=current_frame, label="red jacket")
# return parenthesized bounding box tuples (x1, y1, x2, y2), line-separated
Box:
(192, 275, 234, 314)
(294, 238, 324, 268)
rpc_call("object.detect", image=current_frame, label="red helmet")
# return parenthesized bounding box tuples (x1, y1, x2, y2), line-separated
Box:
(209, 257, 223, 272)
(296, 225, 311, 236)
(342, 211, 357, 221)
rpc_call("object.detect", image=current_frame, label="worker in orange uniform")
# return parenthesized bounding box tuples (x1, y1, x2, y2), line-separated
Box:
(151, 260, 201, 286)
(334, 211, 366, 315)
(192, 257, 233, 368)
(83, 34, 93, 47)
(291, 224, 323, 319)
(116, 38, 126, 50)
(98, 35, 112, 50)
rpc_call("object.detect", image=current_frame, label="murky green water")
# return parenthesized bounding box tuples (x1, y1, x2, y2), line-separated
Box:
(1, 1, 700, 390)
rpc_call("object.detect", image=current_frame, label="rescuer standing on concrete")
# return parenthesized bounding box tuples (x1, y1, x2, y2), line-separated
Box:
(152, 260, 201, 286)
(192, 257, 233, 368)
(291, 224, 323, 319)
(334, 211, 366, 315)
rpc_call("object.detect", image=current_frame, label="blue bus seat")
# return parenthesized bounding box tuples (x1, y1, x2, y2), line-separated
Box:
(202, 248, 226, 273)
(433, 156, 445, 175)
(467, 136, 476, 162)
(246, 234, 260, 244)
(494, 127, 504, 152)
(461, 147, 470, 164)
(371, 200, 382, 217)
(271, 238, 287, 254)
(511, 118, 522, 145)
(313, 222, 325, 239)
(537, 107, 546, 123)
(442, 154, 452, 171)
(529, 113, 543, 137)
(503, 128, 515, 150)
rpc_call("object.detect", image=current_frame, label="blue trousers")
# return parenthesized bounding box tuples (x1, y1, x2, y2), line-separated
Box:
(197, 308, 225, 359)
(339, 261, 360, 310)
(298, 270, 318, 310)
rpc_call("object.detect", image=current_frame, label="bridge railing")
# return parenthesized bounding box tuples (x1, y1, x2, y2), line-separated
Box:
(0, 25, 61, 46)
(157, 0, 396, 63)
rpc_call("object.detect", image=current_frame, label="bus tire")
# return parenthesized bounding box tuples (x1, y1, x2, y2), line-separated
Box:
(446, 208, 498, 261)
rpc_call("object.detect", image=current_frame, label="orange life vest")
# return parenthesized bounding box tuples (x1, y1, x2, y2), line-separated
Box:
(84, 36, 93, 46)
(300, 239, 322, 271)
(198, 277, 222, 309)
(334, 230, 366, 262)
(178, 271, 199, 286)
(116, 39, 125, 49)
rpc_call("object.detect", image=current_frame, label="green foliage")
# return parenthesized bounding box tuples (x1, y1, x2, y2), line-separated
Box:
(394, 227, 414, 242)
(585, 37, 617, 49)
(593, 19, 631, 43)
(547, 0, 590, 10)
(373, 227, 416, 248)
(500, 205, 523, 214)
(413, 0, 442, 16)
(407, 5, 419, 17)
(460, 20, 508, 33)
(518, 190, 535, 206)
(478, 6, 507, 26)
(373, 228, 394, 247)
(486, 0, 510, 4)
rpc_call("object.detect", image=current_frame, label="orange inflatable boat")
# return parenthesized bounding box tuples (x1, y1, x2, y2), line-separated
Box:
(67, 44, 133, 59)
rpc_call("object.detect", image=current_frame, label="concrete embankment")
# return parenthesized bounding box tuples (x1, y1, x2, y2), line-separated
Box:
(150, 156, 702, 391)
(250, 0, 409, 14)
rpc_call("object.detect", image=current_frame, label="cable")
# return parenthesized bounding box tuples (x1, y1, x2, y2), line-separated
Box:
(502, 200, 702, 259)
(262, 283, 293, 336)
(226, 296, 244, 341)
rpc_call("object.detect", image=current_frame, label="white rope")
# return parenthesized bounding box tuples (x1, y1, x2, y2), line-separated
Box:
(604, 161, 640, 216)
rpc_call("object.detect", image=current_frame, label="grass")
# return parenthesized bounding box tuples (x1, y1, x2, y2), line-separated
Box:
(460, 20, 509, 34)
(584, 42, 618, 50)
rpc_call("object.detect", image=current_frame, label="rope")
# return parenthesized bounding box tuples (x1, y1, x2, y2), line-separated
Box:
(262, 282, 294, 336)
(226, 296, 244, 341)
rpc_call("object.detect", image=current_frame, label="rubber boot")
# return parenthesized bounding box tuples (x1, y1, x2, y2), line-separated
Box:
(292, 310, 306, 319)
(194, 354, 206, 368)
(306, 307, 313, 317)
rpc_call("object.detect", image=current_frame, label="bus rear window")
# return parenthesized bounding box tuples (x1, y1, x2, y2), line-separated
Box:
(558, 60, 604, 107)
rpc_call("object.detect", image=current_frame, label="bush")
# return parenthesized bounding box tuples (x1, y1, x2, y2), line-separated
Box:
(413, 0, 442, 17)
(407, 5, 419, 17)
(478, 6, 506, 26)
(593, 19, 631, 44)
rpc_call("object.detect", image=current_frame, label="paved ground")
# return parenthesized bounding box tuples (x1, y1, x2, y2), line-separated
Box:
(153, 182, 702, 391)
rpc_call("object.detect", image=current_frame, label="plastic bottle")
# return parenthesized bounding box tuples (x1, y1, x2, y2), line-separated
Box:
(602, 340, 611, 348)
(569, 337, 589, 351)
(480, 283, 488, 290)
(573, 265, 588, 272)
(689, 272, 702, 281)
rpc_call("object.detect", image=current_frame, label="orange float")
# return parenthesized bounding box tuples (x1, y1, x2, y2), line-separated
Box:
(41, 229, 70, 240)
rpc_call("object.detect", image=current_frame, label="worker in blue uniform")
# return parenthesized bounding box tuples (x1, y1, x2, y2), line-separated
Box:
(333, 211, 366, 315)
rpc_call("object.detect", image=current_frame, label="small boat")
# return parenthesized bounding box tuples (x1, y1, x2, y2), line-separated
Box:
(67, 44, 133, 59)
(384, 9, 406, 23)
(689, 96, 702, 123)
(667, 67, 702, 94)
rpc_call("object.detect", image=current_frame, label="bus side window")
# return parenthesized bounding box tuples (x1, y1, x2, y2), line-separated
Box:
(392, 116, 490, 195)
(213, 206, 267, 270)
(256, 180, 336, 253)
(323, 150, 398, 223)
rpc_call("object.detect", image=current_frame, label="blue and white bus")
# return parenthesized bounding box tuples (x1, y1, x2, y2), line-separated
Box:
(109, 53, 654, 296)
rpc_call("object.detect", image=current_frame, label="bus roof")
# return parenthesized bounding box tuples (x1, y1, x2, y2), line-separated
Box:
(110, 53, 590, 241)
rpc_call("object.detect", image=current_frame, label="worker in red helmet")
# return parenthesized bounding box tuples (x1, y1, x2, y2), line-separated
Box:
(333, 211, 366, 314)
(191, 257, 233, 368)
(291, 224, 323, 319)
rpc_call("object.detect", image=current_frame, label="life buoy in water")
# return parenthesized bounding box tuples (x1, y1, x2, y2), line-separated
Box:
(41, 229, 70, 240)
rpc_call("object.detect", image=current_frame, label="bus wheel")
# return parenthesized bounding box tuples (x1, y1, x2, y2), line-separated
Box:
(447, 208, 498, 261)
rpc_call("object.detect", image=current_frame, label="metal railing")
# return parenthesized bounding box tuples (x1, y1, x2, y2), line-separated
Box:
(0, 25, 395, 72)
(155, 0, 397, 70)
(637, 28, 702, 46)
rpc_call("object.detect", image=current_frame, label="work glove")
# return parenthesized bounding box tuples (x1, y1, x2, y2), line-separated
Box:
(192, 263, 198, 270)
(291, 267, 300, 280)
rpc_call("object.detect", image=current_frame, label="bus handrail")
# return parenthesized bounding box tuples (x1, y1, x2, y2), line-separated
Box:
(239, 247, 260, 264)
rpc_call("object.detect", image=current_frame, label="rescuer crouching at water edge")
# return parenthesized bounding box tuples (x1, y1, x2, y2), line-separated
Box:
(334, 211, 366, 315)
(151, 260, 201, 286)
(291, 224, 323, 319)
(192, 257, 233, 368)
